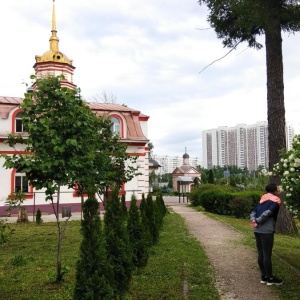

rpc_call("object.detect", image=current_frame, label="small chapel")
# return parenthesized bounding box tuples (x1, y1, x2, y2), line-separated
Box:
(172, 150, 201, 193)
(0, 1, 150, 215)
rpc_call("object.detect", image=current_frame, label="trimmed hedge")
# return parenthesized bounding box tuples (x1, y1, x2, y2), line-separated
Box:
(228, 196, 253, 218)
(190, 185, 262, 218)
(189, 184, 236, 207)
(200, 190, 233, 215)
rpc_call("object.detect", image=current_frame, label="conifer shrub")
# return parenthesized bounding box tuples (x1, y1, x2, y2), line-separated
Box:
(74, 195, 114, 300)
(145, 194, 160, 244)
(35, 208, 43, 225)
(121, 193, 128, 219)
(127, 194, 149, 268)
(139, 194, 152, 247)
(156, 193, 167, 217)
(104, 188, 133, 298)
(155, 193, 167, 230)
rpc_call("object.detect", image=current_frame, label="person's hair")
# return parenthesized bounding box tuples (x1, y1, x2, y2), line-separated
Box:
(265, 183, 278, 194)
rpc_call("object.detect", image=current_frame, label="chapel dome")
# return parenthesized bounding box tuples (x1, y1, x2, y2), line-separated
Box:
(183, 152, 189, 159)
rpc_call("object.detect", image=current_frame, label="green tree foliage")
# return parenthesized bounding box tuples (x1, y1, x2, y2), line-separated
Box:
(1, 75, 138, 282)
(198, 0, 300, 182)
(74, 194, 114, 300)
(104, 188, 133, 298)
(229, 175, 237, 187)
(127, 194, 149, 268)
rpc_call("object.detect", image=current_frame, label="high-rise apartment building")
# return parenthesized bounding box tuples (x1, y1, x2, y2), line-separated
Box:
(202, 122, 295, 171)
(152, 154, 202, 174)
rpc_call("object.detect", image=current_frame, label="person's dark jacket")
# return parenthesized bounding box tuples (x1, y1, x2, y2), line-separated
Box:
(250, 193, 281, 234)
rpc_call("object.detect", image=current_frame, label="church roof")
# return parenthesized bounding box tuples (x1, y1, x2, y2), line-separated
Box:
(87, 103, 149, 142)
(0, 96, 23, 119)
(86, 102, 149, 118)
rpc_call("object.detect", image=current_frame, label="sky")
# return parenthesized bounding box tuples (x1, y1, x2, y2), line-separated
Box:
(1, 0, 300, 160)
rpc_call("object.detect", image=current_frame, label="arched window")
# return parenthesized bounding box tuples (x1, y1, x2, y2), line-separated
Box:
(111, 117, 121, 135)
(15, 112, 24, 133)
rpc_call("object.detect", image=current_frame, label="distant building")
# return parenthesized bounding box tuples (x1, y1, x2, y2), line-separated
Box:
(152, 154, 202, 174)
(202, 122, 295, 171)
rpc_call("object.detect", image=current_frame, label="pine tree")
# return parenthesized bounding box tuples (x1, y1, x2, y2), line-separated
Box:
(104, 188, 133, 298)
(127, 194, 149, 268)
(74, 195, 114, 300)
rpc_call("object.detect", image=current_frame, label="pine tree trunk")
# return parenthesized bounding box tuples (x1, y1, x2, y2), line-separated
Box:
(265, 0, 286, 175)
(276, 205, 299, 235)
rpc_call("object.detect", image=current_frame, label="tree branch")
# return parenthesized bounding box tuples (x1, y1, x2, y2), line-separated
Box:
(199, 40, 242, 74)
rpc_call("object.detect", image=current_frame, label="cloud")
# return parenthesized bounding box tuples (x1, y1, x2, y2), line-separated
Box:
(1, 0, 300, 160)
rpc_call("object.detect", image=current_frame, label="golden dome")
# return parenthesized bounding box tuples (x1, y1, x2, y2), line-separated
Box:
(35, 50, 72, 64)
(35, 0, 72, 65)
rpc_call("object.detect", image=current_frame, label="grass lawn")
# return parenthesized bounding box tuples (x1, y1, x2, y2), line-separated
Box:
(0, 211, 219, 300)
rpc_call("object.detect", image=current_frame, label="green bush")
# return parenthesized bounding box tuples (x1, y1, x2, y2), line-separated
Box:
(189, 184, 236, 207)
(228, 196, 253, 218)
(200, 190, 233, 215)
(0, 219, 12, 245)
(237, 190, 261, 207)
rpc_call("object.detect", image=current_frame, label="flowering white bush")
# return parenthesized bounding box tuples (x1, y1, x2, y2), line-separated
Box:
(272, 134, 300, 218)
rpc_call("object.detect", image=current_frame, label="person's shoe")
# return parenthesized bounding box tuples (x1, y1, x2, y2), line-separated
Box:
(267, 276, 283, 286)
(261, 276, 268, 284)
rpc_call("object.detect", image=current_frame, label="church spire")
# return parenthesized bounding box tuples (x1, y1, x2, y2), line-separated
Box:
(50, 0, 59, 52)
(33, 0, 76, 89)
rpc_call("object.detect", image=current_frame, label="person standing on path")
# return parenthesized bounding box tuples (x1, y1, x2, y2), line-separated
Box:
(250, 183, 283, 286)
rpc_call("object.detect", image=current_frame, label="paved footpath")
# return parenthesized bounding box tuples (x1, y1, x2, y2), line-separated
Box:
(164, 197, 279, 300)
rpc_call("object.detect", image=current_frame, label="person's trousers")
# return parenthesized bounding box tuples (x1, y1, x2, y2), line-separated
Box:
(254, 232, 274, 278)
